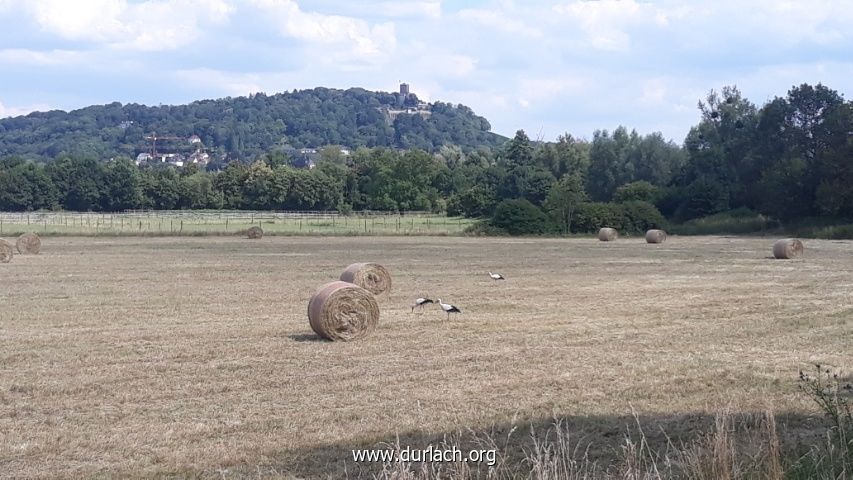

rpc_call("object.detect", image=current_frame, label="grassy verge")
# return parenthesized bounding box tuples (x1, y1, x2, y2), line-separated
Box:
(669, 209, 780, 236)
(670, 211, 853, 240)
(0, 212, 475, 237)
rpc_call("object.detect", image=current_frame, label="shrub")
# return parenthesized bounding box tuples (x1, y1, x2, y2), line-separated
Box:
(463, 220, 508, 236)
(621, 200, 667, 233)
(446, 194, 462, 217)
(490, 198, 556, 235)
(572, 202, 625, 233)
(338, 203, 353, 216)
(571, 201, 667, 235)
(430, 198, 446, 214)
(790, 365, 853, 478)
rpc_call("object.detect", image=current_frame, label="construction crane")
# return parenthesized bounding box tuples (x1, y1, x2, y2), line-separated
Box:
(144, 132, 181, 157)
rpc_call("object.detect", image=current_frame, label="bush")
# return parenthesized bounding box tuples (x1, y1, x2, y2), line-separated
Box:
(490, 198, 556, 235)
(338, 203, 353, 216)
(463, 220, 508, 236)
(571, 201, 667, 234)
(430, 197, 446, 214)
(621, 200, 667, 233)
(790, 365, 853, 478)
(572, 202, 625, 233)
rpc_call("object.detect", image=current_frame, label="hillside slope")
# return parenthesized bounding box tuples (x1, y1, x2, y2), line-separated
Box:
(0, 87, 506, 161)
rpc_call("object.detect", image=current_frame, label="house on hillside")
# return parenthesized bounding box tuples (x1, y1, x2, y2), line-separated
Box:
(135, 153, 152, 165)
(158, 153, 185, 167)
(188, 151, 210, 165)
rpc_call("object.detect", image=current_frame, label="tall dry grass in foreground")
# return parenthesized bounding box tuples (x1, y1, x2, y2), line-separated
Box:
(371, 368, 852, 480)
(370, 414, 849, 480)
(370, 412, 785, 480)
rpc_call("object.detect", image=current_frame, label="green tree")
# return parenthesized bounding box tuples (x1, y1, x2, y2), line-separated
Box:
(504, 130, 534, 167)
(586, 129, 621, 201)
(814, 103, 853, 216)
(535, 133, 590, 179)
(613, 181, 662, 204)
(0, 160, 58, 211)
(212, 162, 249, 209)
(242, 161, 276, 209)
(447, 185, 497, 218)
(545, 174, 587, 234)
(102, 158, 143, 211)
(47, 156, 105, 211)
(140, 168, 181, 210)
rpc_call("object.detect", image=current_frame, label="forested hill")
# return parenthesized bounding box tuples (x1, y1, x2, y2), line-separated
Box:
(0, 87, 506, 161)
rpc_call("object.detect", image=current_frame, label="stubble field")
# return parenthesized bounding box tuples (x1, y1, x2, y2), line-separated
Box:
(0, 235, 851, 478)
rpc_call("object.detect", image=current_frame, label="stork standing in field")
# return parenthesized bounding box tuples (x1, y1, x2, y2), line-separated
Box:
(411, 297, 434, 313)
(488, 271, 505, 282)
(437, 298, 462, 320)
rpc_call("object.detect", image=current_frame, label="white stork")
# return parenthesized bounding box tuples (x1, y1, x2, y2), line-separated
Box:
(437, 298, 462, 320)
(411, 297, 434, 313)
(488, 271, 505, 281)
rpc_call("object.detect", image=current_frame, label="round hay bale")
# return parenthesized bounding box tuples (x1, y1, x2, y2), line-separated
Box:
(645, 229, 667, 244)
(773, 238, 804, 259)
(598, 227, 618, 242)
(0, 239, 13, 263)
(246, 226, 263, 239)
(340, 262, 392, 297)
(308, 281, 379, 341)
(16, 232, 41, 254)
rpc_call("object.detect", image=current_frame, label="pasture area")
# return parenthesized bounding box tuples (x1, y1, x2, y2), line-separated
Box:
(0, 235, 851, 478)
(0, 211, 473, 236)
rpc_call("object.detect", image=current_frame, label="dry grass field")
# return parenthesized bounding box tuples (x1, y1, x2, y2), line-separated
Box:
(0, 235, 851, 478)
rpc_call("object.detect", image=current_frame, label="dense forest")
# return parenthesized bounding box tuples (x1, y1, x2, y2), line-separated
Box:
(0, 87, 505, 160)
(1, 83, 851, 236)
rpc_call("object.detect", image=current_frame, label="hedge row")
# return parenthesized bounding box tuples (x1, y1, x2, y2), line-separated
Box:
(482, 198, 667, 235)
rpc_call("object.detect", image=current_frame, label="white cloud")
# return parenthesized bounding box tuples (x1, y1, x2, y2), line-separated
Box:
(640, 78, 667, 104)
(0, 100, 52, 118)
(457, 8, 542, 38)
(517, 75, 586, 106)
(417, 53, 477, 78)
(0, 48, 86, 66)
(24, 0, 234, 51)
(729, 0, 852, 46)
(250, 0, 396, 61)
(552, 0, 669, 51)
(173, 68, 269, 96)
(375, 1, 441, 19)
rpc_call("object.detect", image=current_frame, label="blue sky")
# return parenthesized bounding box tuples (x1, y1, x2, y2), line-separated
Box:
(0, 0, 851, 143)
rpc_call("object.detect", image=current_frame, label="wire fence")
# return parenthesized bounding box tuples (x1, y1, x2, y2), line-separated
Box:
(0, 211, 475, 236)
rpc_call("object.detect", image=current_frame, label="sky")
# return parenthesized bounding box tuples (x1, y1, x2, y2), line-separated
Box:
(0, 0, 851, 143)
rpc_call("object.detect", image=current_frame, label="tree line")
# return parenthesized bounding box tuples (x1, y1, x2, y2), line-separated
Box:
(1, 83, 850, 235)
